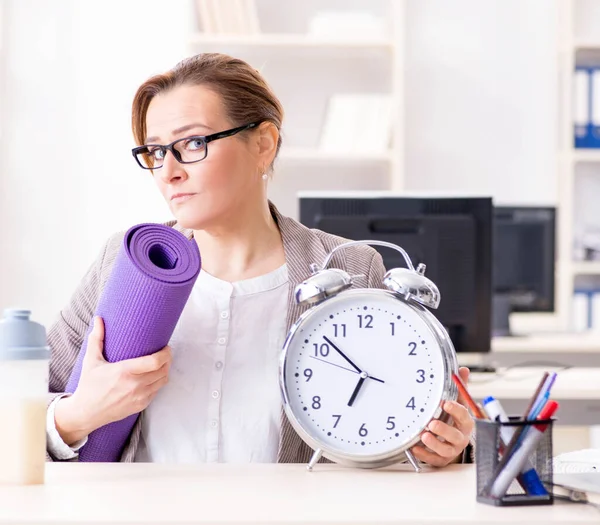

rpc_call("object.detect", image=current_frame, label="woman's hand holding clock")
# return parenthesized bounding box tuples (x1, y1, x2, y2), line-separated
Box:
(410, 367, 474, 467)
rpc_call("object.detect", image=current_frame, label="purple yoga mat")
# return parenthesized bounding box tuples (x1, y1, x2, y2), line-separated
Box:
(66, 223, 201, 462)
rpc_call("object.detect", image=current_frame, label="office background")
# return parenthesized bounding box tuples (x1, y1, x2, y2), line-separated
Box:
(1, 0, 598, 454)
(0, 0, 560, 326)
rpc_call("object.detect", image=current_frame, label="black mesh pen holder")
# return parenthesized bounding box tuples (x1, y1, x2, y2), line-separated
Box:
(475, 417, 554, 507)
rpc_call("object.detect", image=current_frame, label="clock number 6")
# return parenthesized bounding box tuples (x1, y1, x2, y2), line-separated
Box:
(359, 423, 368, 437)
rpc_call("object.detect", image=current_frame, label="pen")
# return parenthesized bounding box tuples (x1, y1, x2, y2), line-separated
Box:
(483, 372, 551, 495)
(489, 401, 559, 498)
(499, 372, 550, 456)
(514, 372, 558, 450)
(482, 396, 547, 496)
(524, 372, 550, 418)
(528, 372, 557, 421)
(451, 373, 485, 419)
(451, 374, 530, 493)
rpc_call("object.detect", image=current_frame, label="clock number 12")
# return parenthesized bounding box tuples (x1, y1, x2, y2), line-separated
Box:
(357, 314, 373, 329)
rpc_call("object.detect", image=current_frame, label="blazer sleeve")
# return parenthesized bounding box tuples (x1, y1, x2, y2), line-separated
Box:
(45, 239, 111, 461)
(366, 250, 386, 289)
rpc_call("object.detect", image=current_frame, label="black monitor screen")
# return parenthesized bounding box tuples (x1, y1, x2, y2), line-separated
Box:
(492, 206, 556, 335)
(299, 195, 493, 353)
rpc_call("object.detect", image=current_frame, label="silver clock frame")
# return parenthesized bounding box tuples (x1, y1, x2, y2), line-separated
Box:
(279, 240, 459, 472)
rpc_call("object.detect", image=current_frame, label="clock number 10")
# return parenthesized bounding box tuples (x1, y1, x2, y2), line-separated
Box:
(313, 343, 330, 357)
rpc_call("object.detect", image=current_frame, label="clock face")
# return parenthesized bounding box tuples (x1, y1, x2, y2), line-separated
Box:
(281, 290, 450, 459)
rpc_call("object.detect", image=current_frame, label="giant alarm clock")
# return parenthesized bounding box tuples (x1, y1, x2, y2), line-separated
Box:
(279, 240, 459, 471)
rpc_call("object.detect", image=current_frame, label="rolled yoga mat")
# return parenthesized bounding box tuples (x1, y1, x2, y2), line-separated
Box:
(66, 223, 201, 462)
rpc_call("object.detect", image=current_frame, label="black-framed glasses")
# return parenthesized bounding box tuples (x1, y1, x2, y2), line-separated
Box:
(131, 121, 262, 170)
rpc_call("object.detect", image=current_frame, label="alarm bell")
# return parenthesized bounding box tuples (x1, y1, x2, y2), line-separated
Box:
(295, 240, 441, 310)
(383, 263, 440, 309)
(295, 268, 353, 306)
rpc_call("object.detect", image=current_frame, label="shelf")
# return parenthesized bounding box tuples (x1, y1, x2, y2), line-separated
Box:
(574, 41, 600, 51)
(572, 261, 600, 275)
(573, 149, 600, 163)
(278, 148, 393, 163)
(188, 33, 393, 49)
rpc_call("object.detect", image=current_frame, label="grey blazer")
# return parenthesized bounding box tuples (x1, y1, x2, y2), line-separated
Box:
(47, 202, 473, 463)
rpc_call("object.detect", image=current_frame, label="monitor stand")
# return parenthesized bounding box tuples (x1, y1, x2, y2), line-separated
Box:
(492, 293, 513, 337)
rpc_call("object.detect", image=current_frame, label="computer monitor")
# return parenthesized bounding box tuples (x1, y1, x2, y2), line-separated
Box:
(492, 206, 556, 336)
(299, 193, 493, 354)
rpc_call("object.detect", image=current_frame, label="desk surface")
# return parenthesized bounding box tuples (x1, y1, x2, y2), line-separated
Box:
(492, 333, 600, 353)
(468, 367, 600, 400)
(0, 463, 597, 525)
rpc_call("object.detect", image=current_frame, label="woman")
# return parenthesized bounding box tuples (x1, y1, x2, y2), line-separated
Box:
(46, 53, 474, 465)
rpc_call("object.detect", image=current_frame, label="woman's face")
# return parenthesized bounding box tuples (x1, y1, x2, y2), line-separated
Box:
(144, 84, 265, 230)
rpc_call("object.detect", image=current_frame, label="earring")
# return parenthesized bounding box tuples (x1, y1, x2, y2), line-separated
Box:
(262, 173, 268, 180)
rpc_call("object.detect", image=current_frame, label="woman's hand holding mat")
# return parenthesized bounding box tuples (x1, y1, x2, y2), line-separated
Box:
(55, 317, 172, 446)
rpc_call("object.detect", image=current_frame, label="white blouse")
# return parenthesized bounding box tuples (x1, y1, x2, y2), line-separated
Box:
(135, 264, 289, 463)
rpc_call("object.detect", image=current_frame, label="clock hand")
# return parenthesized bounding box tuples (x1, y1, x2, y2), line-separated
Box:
(322, 335, 362, 373)
(309, 355, 386, 383)
(321, 336, 386, 383)
(348, 373, 367, 407)
(309, 356, 357, 375)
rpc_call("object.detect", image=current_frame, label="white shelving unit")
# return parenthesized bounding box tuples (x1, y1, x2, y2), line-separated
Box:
(188, 0, 404, 219)
(556, 1, 600, 330)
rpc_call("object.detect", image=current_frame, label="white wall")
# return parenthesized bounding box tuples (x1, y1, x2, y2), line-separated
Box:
(404, 0, 558, 205)
(0, 0, 561, 327)
(0, 0, 192, 326)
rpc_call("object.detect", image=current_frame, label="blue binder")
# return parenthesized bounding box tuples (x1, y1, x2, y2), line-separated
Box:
(574, 67, 594, 148)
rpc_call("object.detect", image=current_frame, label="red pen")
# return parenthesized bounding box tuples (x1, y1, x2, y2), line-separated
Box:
(452, 372, 485, 419)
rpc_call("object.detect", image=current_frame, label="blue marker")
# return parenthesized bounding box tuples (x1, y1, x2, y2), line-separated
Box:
(482, 396, 548, 496)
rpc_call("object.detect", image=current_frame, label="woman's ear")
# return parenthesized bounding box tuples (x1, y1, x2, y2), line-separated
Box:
(256, 121, 279, 171)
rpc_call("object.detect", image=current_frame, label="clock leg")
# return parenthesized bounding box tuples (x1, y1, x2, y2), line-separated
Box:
(405, 450, 422, 473)
(307, 449, 323, 471)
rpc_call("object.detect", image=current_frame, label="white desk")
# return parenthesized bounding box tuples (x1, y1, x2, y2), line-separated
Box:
(468, 367, 600, 425)
(456, 333, 600, 369)
(0, 463, 597, 524)
(492, 333, 600, 354)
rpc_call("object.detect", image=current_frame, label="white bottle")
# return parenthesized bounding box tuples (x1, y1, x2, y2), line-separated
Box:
(0, 309, 50, 485)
